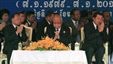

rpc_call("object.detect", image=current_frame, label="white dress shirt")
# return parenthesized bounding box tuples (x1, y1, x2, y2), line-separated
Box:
(93, 22, 98, 30)
(72, 19, 78, 28)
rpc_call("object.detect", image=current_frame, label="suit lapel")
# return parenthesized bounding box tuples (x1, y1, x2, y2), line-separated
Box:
(68, 20, 79, 33)
(10, 24, 17, 31)
(59, 25, 66, 36)
(90, 22, 98, 32)
(59, 27, 63, 36)
(70, 20, 75, 27)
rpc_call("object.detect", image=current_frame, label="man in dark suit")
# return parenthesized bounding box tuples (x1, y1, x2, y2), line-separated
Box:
(3, 12, 28, 64)
(26, 11, 38, 41)
(109, 21, 113, 63)
(81, 12, 107, 64)
(45, 13, 72, 46)
(0, 9, 10, 52)
(103, 10, 113, 54)
(37, 11, 55, 39)
(65, 8, 81, 50)
(103, 10, 113, 62)
(41, 11, 54, 28)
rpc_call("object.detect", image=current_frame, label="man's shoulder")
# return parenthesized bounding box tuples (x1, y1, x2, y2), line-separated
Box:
(65, 19, 72, 23)
(46, 24, 54, 30)
(5, 23, 13, 28)
(4, 24, 14, 31)
(64, 19, 73, 27)
(109, 21, 113, 25)
(84, 21, 94, 31)
(61, 23, 71, 31)
(85, 21, 93, 27)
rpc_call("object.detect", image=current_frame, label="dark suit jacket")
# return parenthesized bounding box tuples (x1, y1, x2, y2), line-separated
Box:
(109, 21, 113, 54)
(37, 18, 52, 40)
(0, 31, 4, 42)
(25, 19, 38, 42)
(45, 24, 72, 46)
(0, 22, 6, 42)
(65, 19, 79, 42)
(82, 21, 107, 50)
(3, 24, 27, 54)
(65, 19, 80, 50)
(41, 18, 52, 27)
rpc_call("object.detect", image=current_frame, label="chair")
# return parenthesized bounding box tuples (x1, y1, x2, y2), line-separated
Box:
(21, 25, 33, 41)
(18, 25, 33, 50)
(79, 27, 85, 49)
(103, 42, 108, 64)
(0, 42, 7, 64)
(80, 27, 108, 64)
(68, 27, 80, 50)
(68, 27, 82, 50)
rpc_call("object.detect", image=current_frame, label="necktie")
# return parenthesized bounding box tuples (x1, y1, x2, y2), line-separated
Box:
(74, 21, 78, 28)
(96, 26, 98, 31)
(15, 26, 17, 31)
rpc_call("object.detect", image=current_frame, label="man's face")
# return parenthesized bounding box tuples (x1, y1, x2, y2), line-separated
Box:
(93, 14, 104, 26)
(103, 12, 110, 21)
(53, 16, 62, 29)
(13, 14, 21, 25)
(72, 10, 80, 21)
(49, 14, 54, 22)
(20, 13, 26, 23)
(28, 14, 35, 22)
(2, 13, 9, 22)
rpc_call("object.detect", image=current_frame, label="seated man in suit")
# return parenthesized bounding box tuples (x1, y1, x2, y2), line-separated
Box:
(109, 21, 113, 63)
(45, 13, 72, 46)
(81, 12, 107, 64)
(37, 11, 55, 40)
(41, 10, 55, 27)
(103, 10, 113, 62)
(26, 11, 38, 41)
(65, 8, 81, 50)
(3, 12, 28, 64)
(0, 9, 10, 51)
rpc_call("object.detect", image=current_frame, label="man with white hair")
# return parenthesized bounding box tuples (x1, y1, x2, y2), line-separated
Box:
(45, 13, 72, 46)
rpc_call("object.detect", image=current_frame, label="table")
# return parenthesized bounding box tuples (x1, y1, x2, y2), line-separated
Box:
(10, 50, 87, 64)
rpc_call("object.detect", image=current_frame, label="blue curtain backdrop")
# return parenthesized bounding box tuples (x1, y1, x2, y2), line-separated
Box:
(0, 0, 113, 21)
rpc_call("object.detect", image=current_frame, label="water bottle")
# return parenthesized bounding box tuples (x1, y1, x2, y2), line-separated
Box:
(18, 42, 22, 50)
(68, 43, 71, 50)
(75, 42, 80, 50)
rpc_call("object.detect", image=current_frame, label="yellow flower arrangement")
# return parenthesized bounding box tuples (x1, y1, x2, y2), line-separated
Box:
(23, 36, 70, 50)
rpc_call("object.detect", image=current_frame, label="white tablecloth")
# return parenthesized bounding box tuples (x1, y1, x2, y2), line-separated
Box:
(10, 50, 87, 64)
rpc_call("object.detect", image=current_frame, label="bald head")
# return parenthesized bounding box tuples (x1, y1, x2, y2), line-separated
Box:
(53, 14, 62, 29)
